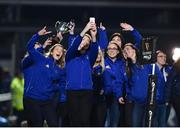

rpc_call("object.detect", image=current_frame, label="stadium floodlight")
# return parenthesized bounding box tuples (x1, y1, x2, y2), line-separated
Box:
(172, 48, 180, 62)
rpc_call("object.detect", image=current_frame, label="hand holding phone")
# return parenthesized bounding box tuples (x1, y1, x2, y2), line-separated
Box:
(89, 17, 95, 23)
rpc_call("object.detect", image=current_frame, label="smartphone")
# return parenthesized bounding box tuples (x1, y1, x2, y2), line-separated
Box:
(89, 17, 95, 23)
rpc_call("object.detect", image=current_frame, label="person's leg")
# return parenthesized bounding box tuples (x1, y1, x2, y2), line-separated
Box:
(109, 98, 120, 127)
(152, 105, 158, 127)
(132, 103, 145, 127)
(23, 97, 43, 126)
(125, 101, 134, 126)
(56, 102, 62, 126)
(79, 90, 93, 126)
(119, 104, 126, 126)
(166, 104, 171, 125)
(172, 94, 180, 126)
(42, 100, 58, 127)
(104, 94, 113, 127)
(96, 101, 106, 126)
(60, 102, 69, 127)
(13, 109, 19, 126)
(91, 93, 106, 127)
(67, 90, 81, 126)
(90, 95, 96, 126)
(156, 104, 167, 126)
(167, 106, 178, 126)
(17, 110, 25, 126)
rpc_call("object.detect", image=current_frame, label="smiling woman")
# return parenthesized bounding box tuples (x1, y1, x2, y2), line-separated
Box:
(65, 21, 98, 126)
(22, 27, 65, 127)
(48, 44, 64, 61)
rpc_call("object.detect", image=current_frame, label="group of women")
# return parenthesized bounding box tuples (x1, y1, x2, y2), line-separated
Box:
(21, 20, 180, 127)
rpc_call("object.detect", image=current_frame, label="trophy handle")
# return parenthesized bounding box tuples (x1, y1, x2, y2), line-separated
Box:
(55, 21, 61, 32)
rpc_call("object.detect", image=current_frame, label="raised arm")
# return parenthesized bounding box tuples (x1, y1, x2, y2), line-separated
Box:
(65, 35, 82, 62)
(65, 22, 93, 62)
(26, 26, 51, 63)
(120, 23, 143, 49)
(68, 34, 77, 48)
(22, 39, 51, 69)
(88, 23, 98, 67)
(68, 21, 77, 47)
(98, 22, 108, 51)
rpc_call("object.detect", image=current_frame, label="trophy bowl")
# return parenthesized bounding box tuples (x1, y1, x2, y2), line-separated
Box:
(55, 20, 74, 34)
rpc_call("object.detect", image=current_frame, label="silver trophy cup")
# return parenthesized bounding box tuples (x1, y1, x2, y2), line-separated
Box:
(55, 20, 73, 34)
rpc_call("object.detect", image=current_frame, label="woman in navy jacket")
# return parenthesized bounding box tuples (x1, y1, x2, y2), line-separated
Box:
(22, 27, 64, 126)
(104, 23, 142, 127)
(55, 49, 69, 127)
(166, 58, 180, 126)
(65, 21, 98, 126)
(91, 48, 106, 126)
(123, 43, 162, 127)
(103, 41, 125, 127)
(123, 43, 151, 126)
(153, 50, 172, 126)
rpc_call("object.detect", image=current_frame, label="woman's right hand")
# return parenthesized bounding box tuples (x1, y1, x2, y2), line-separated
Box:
(43, 38, 52, 48)
(118, 97, 125, 104)
(69, 22, 75, 35)
(80, 22, 96, 37)
(38, 26, 52, 36)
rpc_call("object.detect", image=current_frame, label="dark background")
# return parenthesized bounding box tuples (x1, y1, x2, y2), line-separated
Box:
(0, 0, 180, 75)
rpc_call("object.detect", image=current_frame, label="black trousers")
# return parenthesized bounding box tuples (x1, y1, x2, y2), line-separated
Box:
(67, 90, 93, 127)
(57, 102, 69, 127)
(124, 101, 134, 126)
(13, 109, 25, 126)
(118, 104, 125, 126)
(172, 94, 180, 126)
(23, 97, 58, 127)
(91, 94, 106, 126)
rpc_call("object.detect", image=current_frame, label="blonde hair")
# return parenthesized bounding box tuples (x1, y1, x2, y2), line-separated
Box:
(93, 48, 105, 73)
(57, 49, 66, 68)
(84, 33, 92, 42)
(46, 44, 66, 68)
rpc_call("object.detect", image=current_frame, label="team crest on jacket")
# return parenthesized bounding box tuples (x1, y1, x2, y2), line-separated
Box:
(105, 65, 111, 69)
(45, 64, 49, 68)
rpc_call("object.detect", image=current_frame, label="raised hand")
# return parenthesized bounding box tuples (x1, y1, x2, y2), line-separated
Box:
(118, 97, 125, 104)
(120, 23, 134, 31)
(56, 32, 63, 42)
(80, 22, 95, 37)
(43, 38, 52, 48)
(90, 23, 97, 42)
(69, 21, 75, 35)
(99, 22, 106, 30)
(38, 26, 52, 36)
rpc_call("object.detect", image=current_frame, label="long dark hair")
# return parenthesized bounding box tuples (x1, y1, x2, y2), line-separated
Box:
(125, 59, 132, 78)
(123, 44, 141, 78)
